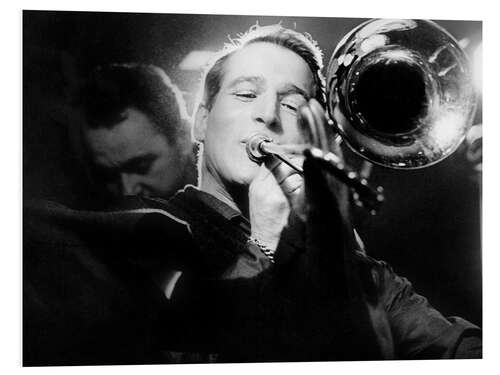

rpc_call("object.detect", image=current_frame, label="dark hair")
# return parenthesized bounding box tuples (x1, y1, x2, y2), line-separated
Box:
(77, 63, 189, 143)
(201, 24, 325, 111)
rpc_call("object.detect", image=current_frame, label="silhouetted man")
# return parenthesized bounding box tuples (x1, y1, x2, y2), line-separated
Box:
(78, 63, 197, 199)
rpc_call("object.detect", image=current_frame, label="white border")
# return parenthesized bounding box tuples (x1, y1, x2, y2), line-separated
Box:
(3, 1, 498, 374)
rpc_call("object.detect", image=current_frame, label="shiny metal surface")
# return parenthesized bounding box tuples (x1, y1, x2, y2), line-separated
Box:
(246, 133, 384, 213)
(326, 19, 476, 169)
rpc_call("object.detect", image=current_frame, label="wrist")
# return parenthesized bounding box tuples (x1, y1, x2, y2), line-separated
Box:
(247, 236, 276, 263)
(250, 228, 280, 251)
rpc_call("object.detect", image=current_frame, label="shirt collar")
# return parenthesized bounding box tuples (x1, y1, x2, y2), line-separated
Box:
(183, 185, 247, 222)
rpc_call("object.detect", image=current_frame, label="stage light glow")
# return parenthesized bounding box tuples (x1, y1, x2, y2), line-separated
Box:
(458, 37, 470, 49)
(179, 50, 216, 71)
(473, 42, 482, 93)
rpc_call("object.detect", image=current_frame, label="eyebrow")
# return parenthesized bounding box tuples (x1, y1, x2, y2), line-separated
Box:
(120, 154, 156, 171)
(227, 76, 264, 89)
(227, 76, 310, 99)
(279, 84, 310, 100)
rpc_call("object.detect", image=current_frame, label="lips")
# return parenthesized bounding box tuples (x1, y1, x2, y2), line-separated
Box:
(241, 132, 273, 145)
(240, 134, 253, 144)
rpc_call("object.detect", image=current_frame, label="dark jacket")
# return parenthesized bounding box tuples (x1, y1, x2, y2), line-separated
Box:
(23, 186, 481, 365)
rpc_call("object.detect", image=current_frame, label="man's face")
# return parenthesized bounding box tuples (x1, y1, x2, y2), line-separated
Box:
(84, 108, 188, 198)
(200, 42, 315, 187)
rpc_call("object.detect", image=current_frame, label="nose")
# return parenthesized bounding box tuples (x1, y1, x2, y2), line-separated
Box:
(120, 173, 144, 196)
(252, 94, 281, 132)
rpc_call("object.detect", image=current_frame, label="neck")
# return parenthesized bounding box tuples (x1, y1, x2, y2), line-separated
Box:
(185, 142, 200, 187)
(199, 159, 249, 218)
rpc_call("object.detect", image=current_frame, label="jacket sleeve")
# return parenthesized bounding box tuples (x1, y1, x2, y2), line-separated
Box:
(23, 199, 195, 365)
(362, 254, 482, 359)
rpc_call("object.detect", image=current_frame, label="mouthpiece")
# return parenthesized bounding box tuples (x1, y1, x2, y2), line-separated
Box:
(245, 135, 384, 213)
(246, 133, 273, 162)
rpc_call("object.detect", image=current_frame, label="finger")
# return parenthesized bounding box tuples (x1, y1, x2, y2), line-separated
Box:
(299, 104, 319, 147)
(263, 155, 281, 169)
(268, 159, 300, 185)
(309, 99, 330, 151)
(301, 102, 329, 152)
(264, 157, 304, 201)
(254, 159, 295, 190)
(281, 173, 303, 197)
(251, 163, 275, 186)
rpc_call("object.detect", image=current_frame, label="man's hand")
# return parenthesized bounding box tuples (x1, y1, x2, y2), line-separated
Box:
(247, 98, 331, 251)
(248, 158, 304, 251)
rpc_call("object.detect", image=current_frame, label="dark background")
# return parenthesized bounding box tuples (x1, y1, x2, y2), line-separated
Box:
(23, 11, 482, 326)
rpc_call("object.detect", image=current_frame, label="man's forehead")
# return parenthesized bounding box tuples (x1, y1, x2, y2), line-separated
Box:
(85, 116, 165, 166)
(221, 42, 315, 92)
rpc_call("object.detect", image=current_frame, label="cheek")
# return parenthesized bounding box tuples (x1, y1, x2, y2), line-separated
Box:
(151, 151, 180, 178)
(205, 116, 260, 182)
(147, 162, 183, 194)
(205, 109, 239, 154)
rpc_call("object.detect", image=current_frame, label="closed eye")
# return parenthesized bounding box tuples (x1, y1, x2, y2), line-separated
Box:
(281, 102, 298, 112)
(234, 91, 257, 100)
(92, 167, 119, 183)
(280, 93, 307, 115)
(122, 155, 156, 174)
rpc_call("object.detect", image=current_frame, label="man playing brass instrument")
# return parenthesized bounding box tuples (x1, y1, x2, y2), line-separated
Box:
(24, 24, 481, 364)
(167, 23, 481, 360)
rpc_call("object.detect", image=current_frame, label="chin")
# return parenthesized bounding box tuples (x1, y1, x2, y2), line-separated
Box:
(239, 165, 261, 186)
(225, 163, 258, 187)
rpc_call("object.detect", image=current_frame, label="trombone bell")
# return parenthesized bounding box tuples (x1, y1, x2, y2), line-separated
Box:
(326, 19, 477, 169)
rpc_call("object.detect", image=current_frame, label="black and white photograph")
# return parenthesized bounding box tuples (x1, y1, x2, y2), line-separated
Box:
(20, 6, 484, 369)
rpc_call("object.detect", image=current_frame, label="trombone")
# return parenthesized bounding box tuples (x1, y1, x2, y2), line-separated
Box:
(247, 19, 477, 214)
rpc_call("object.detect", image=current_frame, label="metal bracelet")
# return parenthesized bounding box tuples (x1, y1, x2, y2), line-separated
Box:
(247, 237, 275, 263)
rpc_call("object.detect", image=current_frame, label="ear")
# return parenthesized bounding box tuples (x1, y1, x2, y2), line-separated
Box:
(193, 103, 209, 142)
